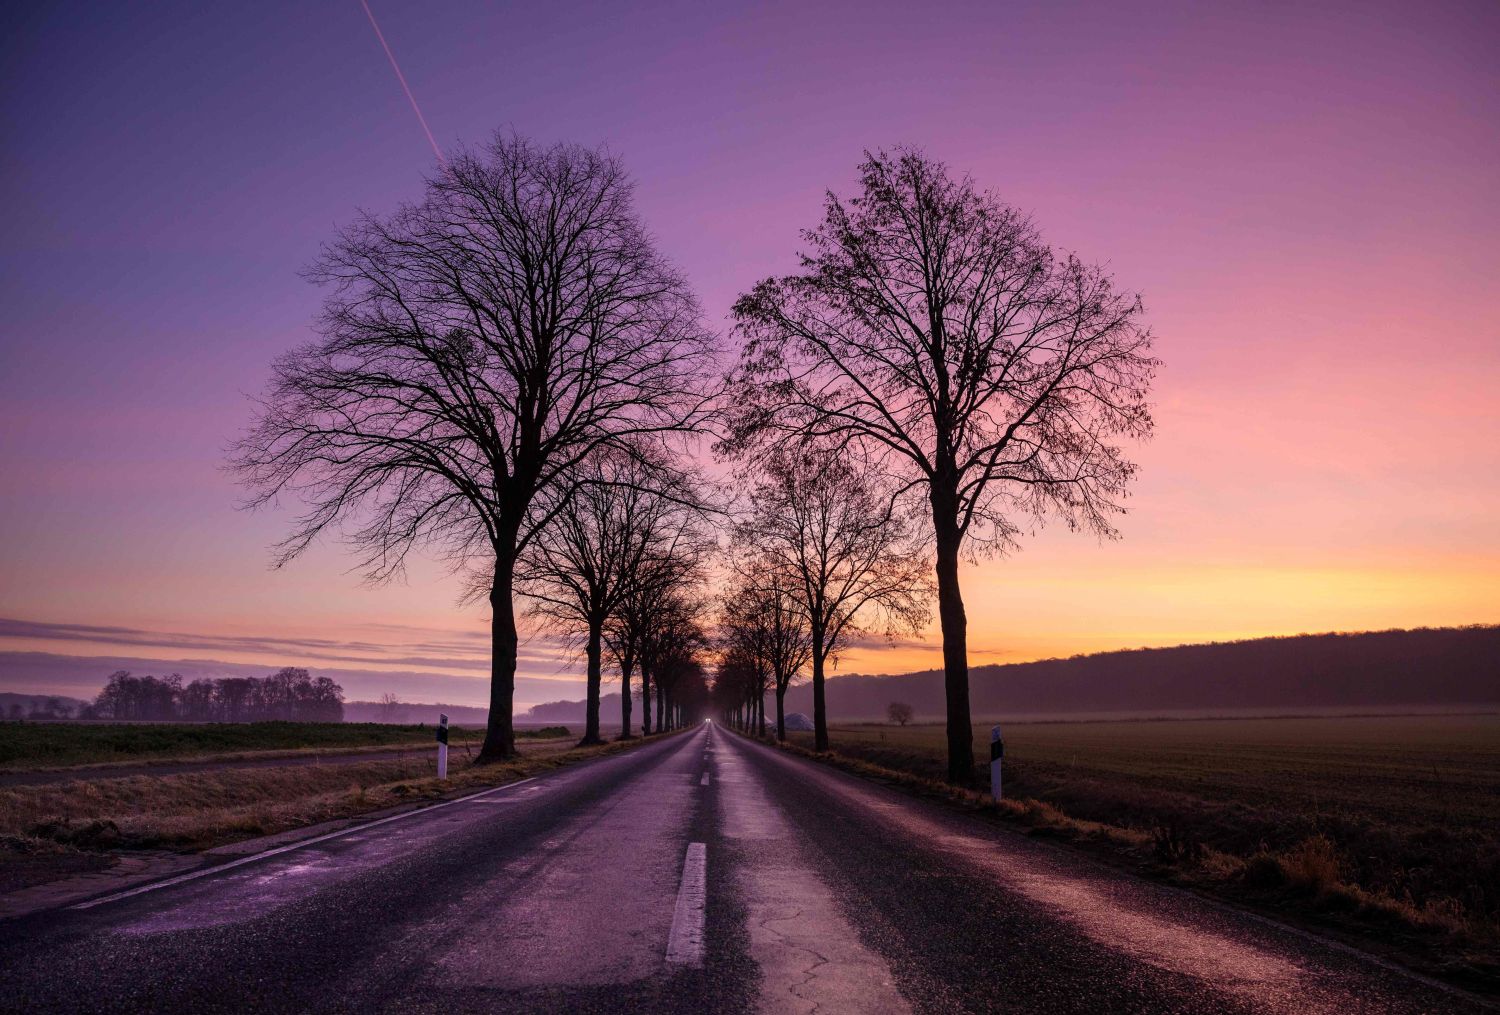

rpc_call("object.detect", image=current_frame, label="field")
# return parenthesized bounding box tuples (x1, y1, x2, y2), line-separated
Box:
(0, 721, 573, 771)
(790, 714, 1500, 978)
(0, 725, 659, 894)
(804, 714, 1498, 833)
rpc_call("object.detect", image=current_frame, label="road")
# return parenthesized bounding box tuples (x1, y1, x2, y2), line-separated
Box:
(0, 723, 1485, 1014)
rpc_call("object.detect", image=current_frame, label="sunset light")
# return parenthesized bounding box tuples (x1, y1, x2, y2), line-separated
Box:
(2, 3, 1496, 1011)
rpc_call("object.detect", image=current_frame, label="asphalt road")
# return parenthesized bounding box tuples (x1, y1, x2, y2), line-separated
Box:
(0, 724, 1485, 1014)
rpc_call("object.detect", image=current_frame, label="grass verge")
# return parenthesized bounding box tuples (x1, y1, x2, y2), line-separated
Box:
(0, 722, 506, 771)
(0, 731, 670, 891)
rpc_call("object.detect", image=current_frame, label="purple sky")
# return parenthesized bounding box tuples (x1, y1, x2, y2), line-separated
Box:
(2, 1, 1496, 708)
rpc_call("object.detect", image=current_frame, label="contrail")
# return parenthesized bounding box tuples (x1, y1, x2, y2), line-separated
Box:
(358, 0, 445, 165)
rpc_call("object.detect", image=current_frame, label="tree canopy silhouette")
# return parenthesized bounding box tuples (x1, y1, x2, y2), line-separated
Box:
(233, 134, 714, 761)
(733, 446, 930, 750)
(725, 148, 1157, 781)
(520, 454, 703, 745)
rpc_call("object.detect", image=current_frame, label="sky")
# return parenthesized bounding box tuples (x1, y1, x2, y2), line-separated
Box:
(2, 0, 1496, 709)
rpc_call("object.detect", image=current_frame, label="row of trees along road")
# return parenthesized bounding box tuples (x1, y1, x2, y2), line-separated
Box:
(716, 446, 931, 746)
(233, 136, 715, 761)
(720, 149, 1157, 782)
(235, 134, 1154, 782)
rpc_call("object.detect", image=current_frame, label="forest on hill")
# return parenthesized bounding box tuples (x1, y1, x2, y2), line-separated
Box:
(782, 625, 1500, 720)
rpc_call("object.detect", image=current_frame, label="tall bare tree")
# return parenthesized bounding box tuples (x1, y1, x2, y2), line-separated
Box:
(734, 446, 930, 751)
(718, 584, 772, 736)
(721, 564, 811, 740)
(638, 589, 709, 733)
(726, 148, 1157, 781)
(232, 134, 713, 762)
(651, 608, 710, 731)
(712, 644, 760, 732)
(604, 502, 708, 736)
(520, 454, 696, 745)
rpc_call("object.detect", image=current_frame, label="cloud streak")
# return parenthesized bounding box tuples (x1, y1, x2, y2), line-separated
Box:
(0, 617, 569, 673)
(0, 650, 583, 710)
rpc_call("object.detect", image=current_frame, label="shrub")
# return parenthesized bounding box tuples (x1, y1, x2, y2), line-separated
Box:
(1282, 834, 1341, 895)
(1151, 822, 1205, 866)
(1241, 850, 1287, 889)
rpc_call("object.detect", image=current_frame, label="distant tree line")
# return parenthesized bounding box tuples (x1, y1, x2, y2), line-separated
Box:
(3, 697, 78, 721)
(83, 668, 344, 722)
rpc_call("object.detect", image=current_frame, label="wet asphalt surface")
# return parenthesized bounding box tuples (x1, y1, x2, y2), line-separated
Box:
(0, 724, 1487, 1014)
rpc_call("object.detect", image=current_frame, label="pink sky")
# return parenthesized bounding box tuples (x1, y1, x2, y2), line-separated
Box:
(1, 0, 1496, 707)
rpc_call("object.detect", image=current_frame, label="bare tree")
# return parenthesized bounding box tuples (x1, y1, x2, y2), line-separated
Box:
(605, 504, 709, 737)
(378, 692, 404, 722)
(721, 564, 811, 740)
(886, 701, 914, 726)
(232, 134, 714, 761)
(651, 607, 710, 731)
(713, 643, 760, 732)
(520, 454, 693, 745)
(734, 446, 930, 751)
(717, 585, 771, 737)
(726, 148, 1157, 781)
(638, 589, 709, 733)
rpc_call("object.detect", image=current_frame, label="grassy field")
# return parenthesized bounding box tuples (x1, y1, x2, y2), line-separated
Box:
(806, 714, 1499, 832)
(0, 729, 668, 894)
(790, 714, 1500, 982)
(0, 721, 573, 771)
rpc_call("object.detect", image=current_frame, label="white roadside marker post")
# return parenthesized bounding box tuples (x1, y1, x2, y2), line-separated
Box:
(990, 724, 1004, 800)
(436, 712, 449, 780)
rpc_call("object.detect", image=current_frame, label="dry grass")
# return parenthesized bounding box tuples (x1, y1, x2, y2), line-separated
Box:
(1, 721, 582, 772)
(0, 733, 668, 855)
(1, 721, 496, 771)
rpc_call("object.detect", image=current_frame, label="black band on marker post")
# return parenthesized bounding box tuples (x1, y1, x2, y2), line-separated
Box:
(990, 740, 1003, 761)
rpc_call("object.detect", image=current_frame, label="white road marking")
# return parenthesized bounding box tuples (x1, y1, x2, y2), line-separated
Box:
(665, 842, 707, 967)
(70, 776, 542, 910)
(700, 772, 710, 786)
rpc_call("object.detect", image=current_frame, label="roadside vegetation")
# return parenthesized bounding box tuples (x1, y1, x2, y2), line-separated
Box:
(1, 731, 666, 866)
(780, 714, 1499, 990)
(0, 721, 508, 771)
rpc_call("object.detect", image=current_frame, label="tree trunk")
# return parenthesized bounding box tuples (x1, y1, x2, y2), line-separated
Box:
(811, 627, 829, 752)
(580, 619, 604, 746)
(775, 685, 786, 741)
(640, 661, 652, 735)
(618, 651, 635, 739)
(479, 554, 519, 762)
(757, 687, 766, 738)
(933, 508, 974, 784)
